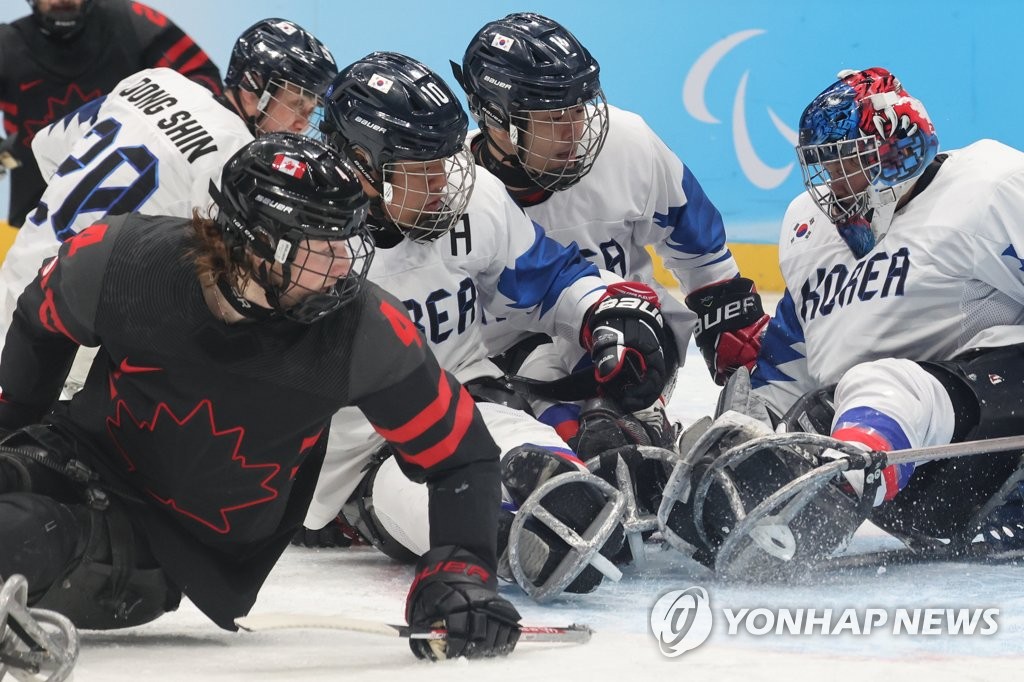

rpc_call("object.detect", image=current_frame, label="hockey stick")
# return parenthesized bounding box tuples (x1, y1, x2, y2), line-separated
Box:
(812, 542, 1024, 573)
(234, 613, 593, 644)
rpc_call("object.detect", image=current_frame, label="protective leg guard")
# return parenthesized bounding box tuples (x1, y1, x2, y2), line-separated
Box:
(0, 493, 179, 629)
(571, 397, 676, 460)
(500, 447, 626, 602)
(587, 444, 681, 565)
(0, 494, 85, 603)
(0, 574, 79, 682)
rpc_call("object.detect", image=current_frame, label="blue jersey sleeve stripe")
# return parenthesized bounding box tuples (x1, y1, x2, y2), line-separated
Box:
(496, 222, 600, 315)
(751, 290, 806, 387)
(654, 166, 727, 256)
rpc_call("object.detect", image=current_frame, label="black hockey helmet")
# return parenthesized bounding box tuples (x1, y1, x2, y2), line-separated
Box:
(452, 13, 608, 191)
(226, 18, 337, 97)
(27, 0, 94, 40)
(321, 52, 475, 244)
(211, 132, 373, 323)
(224, 18, 337, 135)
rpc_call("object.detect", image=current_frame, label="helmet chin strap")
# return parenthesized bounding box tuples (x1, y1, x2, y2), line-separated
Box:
(471, 132, 552, 205)
(215, 275, 277, 321)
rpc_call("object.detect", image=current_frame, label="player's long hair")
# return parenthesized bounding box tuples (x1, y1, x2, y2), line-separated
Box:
(186, 208, 257, 292)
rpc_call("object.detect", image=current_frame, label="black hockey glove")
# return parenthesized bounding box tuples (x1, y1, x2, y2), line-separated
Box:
(582, 282, 673, 413)
(405, 545, 521, 660)
(290, 514, 366, 549)
(685, 278, 769, 386)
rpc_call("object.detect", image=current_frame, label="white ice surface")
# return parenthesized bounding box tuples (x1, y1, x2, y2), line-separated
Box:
(50, 315, 1024, 680)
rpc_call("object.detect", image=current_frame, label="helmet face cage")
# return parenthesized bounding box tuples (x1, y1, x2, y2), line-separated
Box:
(380, 146, 476, 242)
(509, 92, 609, 191)
(256, 77, 324, 136)
(796, 67, 938, 223)
(261, 226, 375, 323)
(214, 133, 373, 322)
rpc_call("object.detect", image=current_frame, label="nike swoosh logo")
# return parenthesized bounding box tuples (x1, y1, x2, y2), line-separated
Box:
(20, 79, 44, 92)
(119, 358, 162, 374)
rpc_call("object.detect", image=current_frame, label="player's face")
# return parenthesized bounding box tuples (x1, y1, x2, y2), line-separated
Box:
(823, 155, 872, 209)
(518, 105, 590, 174)
(383, 158, 450, 227)
(273, 237, 355, 307)
(258, 81, 320, 135)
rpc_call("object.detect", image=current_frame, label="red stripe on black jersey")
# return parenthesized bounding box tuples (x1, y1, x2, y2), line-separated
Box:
(177, 50, 214, 77)
(372, 371, 478, 469)
(396, 385, 477, 469)
(157, 35, 194, 68)
(374, 372, 453, 443)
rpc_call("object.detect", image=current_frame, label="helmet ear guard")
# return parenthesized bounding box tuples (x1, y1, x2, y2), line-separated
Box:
(0, 574, 79, 682)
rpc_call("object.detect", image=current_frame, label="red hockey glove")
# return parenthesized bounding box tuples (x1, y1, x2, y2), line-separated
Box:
(582, 282, 674, 412)
(406, 546, 521, 660)
(685, 278, 769, 386)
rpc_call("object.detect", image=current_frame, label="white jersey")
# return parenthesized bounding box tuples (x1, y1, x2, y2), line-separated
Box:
(479, 104, 739, 354)
(752, 139, 1024, 414)
(307, 169, 609, 529)
(0, 67, 252, 345)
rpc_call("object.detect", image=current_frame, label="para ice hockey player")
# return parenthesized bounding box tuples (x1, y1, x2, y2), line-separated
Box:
(0, 134, 520, 665)
(300, 52, 676, 601)
(452, 13, 770, 434)
(657, 67, 1024, 577)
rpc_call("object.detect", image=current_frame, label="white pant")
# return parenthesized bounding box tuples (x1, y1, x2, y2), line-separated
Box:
(832, 357, 956, 449)
(305, 401, 574, 557)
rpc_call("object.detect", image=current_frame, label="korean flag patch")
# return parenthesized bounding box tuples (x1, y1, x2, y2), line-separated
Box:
(490, 33, 515, 52)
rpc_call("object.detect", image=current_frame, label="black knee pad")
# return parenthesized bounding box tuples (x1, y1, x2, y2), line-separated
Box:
(0, 493, 85, 598)
(31, 501, 180, 630)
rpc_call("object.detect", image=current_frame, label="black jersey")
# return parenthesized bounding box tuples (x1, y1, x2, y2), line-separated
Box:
(0, 0, 222, 226)
(0, 214, 501, 628)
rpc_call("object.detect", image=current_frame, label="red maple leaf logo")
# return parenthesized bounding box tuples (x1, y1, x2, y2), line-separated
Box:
(106, 399, 281, 534)
(21, 83, 104, 148)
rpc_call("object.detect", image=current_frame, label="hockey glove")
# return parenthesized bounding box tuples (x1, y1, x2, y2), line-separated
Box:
(685, 278, 769, 386)
(405, 545, 521, 660)
(582, 282, 673, 413)
(290, 514, 366, 548)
